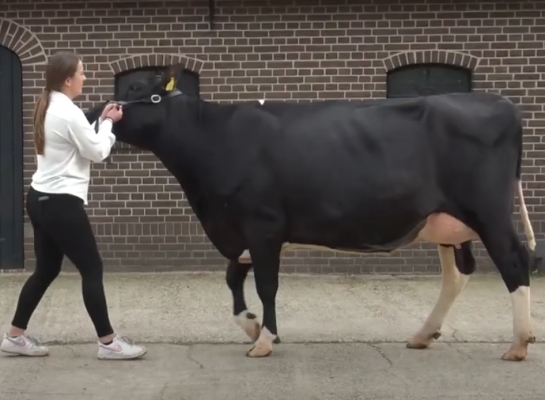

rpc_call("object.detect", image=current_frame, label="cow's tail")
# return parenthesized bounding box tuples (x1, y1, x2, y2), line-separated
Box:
(514, 114, 536, 252)
(517, 179, 536, 252)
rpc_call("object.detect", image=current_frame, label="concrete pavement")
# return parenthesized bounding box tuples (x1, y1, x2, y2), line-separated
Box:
(2, 342, 545, 400)
(1, 272, 545, 399)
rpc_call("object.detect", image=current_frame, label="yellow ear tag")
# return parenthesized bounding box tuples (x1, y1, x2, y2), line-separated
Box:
(165, 78, 175, 91)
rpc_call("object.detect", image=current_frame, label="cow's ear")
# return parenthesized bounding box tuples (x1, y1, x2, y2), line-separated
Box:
(165, 77, 176, 91)
(161, 66, 175, 87)
(162, 63, 184, 91)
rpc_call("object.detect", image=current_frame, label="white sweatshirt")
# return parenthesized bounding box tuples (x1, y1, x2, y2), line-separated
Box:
(30, 90, 116, 205)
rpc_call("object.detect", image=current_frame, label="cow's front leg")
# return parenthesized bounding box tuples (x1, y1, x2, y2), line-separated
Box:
(244, 240, 282, 358)
(226, 260, 261, 342)
(407, 243, 473, 349)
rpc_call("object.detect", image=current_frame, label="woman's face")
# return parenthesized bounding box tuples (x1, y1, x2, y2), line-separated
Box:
(65, 60, 86, 98)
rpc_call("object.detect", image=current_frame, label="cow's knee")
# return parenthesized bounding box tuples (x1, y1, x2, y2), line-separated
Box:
(225, 260, 251, 294)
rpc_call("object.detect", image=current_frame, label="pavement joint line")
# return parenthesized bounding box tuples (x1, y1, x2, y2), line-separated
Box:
(22, 339, 545, 346)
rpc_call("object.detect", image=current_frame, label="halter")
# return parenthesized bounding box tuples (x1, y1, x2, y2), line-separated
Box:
(114, 89, 184, 108)
(93, 89, 184, 133)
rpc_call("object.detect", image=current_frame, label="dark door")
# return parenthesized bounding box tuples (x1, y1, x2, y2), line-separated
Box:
(387, 63, 471, 98)
(0, 46, 23, 270)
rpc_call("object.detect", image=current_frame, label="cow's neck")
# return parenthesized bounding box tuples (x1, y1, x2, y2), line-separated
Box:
(154, 99, 225, 171)
(150, 99, 235, 219)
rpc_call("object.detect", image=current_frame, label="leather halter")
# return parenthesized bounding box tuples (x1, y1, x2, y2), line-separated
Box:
(115, 89, 184, 107)
(93, 90, 184, 133)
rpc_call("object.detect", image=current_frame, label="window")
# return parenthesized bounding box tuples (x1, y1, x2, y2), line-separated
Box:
(114, 66, 200, 101)
(387, 64, 471, 98)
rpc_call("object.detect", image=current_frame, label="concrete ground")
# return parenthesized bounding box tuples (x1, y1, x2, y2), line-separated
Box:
(1, 272, 545, 399)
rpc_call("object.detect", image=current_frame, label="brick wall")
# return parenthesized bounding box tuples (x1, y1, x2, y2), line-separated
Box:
(0, 0, 544, 274)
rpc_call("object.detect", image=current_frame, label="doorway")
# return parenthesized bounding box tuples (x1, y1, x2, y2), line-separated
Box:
(0, 46, 24, 270)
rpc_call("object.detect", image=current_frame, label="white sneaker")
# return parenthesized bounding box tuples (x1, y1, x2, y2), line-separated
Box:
(0, 333, 49, 357)
(97, 335, 147, 360)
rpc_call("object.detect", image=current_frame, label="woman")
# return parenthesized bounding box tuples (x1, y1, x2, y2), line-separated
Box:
(1, 51, 146, 360)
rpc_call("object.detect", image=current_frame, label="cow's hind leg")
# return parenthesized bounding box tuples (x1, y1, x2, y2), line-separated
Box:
(477, 219, 535, 361)
(226, 260, 261, 342)
(407, 242, 474, 349)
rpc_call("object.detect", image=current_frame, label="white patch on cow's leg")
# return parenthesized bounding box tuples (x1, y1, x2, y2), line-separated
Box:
(501, 286, 535, 361)
(234, 310, 261, 342)
(246, 326, 276, 358)
(407, 245, 470, 349)
(238, 249, 252, 264)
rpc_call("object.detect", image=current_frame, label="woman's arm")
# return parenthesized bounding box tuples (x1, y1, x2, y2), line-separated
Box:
(67, 108, 117, 162)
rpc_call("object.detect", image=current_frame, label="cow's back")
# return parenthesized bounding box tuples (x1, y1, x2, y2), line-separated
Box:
(260, 92, 520, 185)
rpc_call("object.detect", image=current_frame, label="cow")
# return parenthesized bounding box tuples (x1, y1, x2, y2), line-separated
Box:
(85, 64, 538, 361)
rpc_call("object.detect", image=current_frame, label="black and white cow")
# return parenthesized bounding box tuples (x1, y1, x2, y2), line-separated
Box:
(86, 64, 538, 361)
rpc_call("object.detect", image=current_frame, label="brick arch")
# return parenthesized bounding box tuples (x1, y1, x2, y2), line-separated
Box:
(382, 51, 480, 72)
(0, 18, 46, 65)
(109, 54, 204, 75)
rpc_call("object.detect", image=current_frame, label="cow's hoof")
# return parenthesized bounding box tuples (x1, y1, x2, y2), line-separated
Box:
(273, 336, 281, 344)
(245, 327, 276, 357)
(501, 346, 527, 361)
(246, 344, 272, 358)
(501, 337, 535, 362)
(406, 331, 441, 349)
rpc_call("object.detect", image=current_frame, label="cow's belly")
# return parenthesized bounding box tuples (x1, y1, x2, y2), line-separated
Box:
(415, 212, 479, 245)
(237, 213, 479, 263)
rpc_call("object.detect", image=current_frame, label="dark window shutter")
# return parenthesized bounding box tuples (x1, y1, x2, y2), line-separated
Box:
(387, 64, 472, 98)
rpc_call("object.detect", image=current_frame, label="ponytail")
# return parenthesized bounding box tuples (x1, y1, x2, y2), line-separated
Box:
(33, 89, 50, 155)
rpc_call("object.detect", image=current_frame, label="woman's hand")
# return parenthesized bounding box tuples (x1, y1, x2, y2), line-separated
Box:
(106, 105, 123, 123)
(100, 103, 117, 120)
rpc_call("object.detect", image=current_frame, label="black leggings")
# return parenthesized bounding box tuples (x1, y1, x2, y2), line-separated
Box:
(11, 186, 114, 338)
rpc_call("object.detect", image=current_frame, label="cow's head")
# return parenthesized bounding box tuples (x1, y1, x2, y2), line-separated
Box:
(110, 63, 187, 150)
